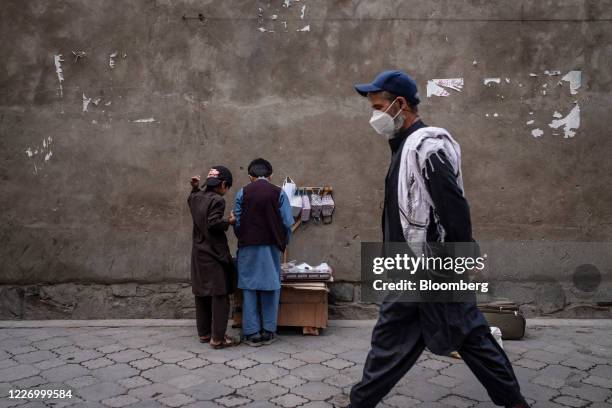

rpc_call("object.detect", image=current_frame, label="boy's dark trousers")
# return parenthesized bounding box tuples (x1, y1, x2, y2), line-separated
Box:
(349, 301, 525, 408)
(195, 295, 230, 341)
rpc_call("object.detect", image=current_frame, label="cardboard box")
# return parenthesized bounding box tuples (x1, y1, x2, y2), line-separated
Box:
(231, 282, 329, 335)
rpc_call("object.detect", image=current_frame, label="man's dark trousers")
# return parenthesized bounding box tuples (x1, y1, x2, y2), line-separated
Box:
(349, 301, 524, 407)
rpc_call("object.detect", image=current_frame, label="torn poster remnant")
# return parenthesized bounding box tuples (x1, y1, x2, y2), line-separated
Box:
(531, 129, 544, 138)
(300, 5, 306, 19)
(549, 105, 580, 138)
(426, 78, 463, 97)
(53, 54, 64, 98)
(562, 70, 581, 95)
(131, 118, 156, 123)
(109, 51, 118, 69)
(296, 25, 310, 32)
(483, 78, 501, 86)
(82, 93, 91, 112)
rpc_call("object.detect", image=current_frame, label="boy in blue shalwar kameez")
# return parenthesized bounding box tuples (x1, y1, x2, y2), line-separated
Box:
(233, 158, 294, 346)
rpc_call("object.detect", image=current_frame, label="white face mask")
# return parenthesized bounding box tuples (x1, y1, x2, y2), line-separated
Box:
(369, 98, 405, 139)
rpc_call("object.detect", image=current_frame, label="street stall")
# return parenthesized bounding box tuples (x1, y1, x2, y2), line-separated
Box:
(232, 178, 335, 335)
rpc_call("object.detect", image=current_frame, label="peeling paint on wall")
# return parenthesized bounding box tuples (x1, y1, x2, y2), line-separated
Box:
(426, 78, 463, 97)
(562, 70, 581, 95)
(300, 5, 306, 19)
(296, 25, 310, 32)
(549, 105, 580, 138)
(53, 54, 64, 98)
(131, 118, 156, 123)
(531, 129, 544, 138)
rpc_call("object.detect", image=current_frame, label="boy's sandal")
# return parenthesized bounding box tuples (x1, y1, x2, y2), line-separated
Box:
(211, 335, 240, 349)
(199, 335, 211, 343)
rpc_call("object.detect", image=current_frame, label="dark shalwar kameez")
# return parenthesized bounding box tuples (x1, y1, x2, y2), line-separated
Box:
(187, 188, 235, 341)
(349, 121, 526, 407)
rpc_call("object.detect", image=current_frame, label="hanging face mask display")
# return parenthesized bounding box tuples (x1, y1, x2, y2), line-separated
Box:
(369, 98, 405, 139)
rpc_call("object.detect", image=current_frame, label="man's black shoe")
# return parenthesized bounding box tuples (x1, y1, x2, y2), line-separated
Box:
(243, 333, 264, 347)
(261, 330, 277, 345)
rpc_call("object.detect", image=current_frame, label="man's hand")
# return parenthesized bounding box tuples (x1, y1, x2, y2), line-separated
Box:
(190, 175, 201, 189)
(228, 211, 236, 225)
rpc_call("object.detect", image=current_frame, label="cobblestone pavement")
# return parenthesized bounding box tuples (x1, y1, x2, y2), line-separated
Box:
(0, 321, 611, 407)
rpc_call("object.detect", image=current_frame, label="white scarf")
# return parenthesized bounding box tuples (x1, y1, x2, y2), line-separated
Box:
(397, 126, 464, 251)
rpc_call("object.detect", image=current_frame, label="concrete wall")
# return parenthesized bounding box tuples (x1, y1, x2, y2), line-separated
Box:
(1, 1, 611, 318)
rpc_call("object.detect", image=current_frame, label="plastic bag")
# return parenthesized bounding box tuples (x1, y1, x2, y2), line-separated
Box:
(310, 192, 322, 223)
(301, 193, 311, 222)
(321, 193, 335, 224)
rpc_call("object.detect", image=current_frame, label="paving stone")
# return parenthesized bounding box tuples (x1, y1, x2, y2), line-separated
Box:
(451, 379, 491, 402)
(242, 363, 288, 382)
(102, 395, 140, 407)
(292, 350, 334, 364)
(214, 395, 252, 407)
(533, 365, 576, 389)
(417, 358, 451, 371)
(61, 349, 102, 364)
(183, 381, 233, 401)
(82, 357, 115, 369)
(141, 364, 190, 383)
(514, 358, 548, 370)
(7, 345, 38, 355)
(552, 395, 589, 407)
(560, 358, 596, 371)
(590, 364, 612, 379)
(221, 374, 256, 389)
(323, 372, 357, 388)
(158, 393, 195, 407)
(269, 393, 309, 407)
(523, 350, 565, 365)
(560, 383, 612, 403)
(322, 358, 354, 370)
(65, 375, 99, 388)
(92, 363, 138, 382)
(427, 374, 463, 388)
(177, 357, 209, 369)
(246, 349, 287, 364)
(128, 383, 180, 400)
(274, 358, 307, 370)
(272, 374, 307, 389)
(33, 358, 64, 370)
(328, 393, 350, 408)
(582, 375, 612, 389)
(190, 363, 239, 382)
(0, 363, 40, 382)
(438, 394, 478, 408)
(32, 337, 73, 351)
(291, 364, 336, 382)
(130, 357, 162, 370)
(440, 363, 473, 380)
(77, 382, 125, 402)
(293, 381, 340, 401)
(96, 343, 128, 354)
(0, 359, 17, 369)
(14, 351, 55, 365)
(396, 380, 449, 402)
(107, 349, 149, 363)
(167, 373, 208, 389)
(119, 375, 152, 389)
(226, 357, 258, 370)
(236, 381, 288, 400)
(41, 364, 86, 382)
(152, 349, 195, 364)
(384, 394, 421, 407)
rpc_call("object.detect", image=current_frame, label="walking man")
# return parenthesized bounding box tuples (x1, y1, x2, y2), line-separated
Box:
(349, 70, 530, 407)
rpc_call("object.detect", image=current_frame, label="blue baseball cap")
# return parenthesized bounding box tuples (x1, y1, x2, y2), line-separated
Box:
(354, 70, 420, 105)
